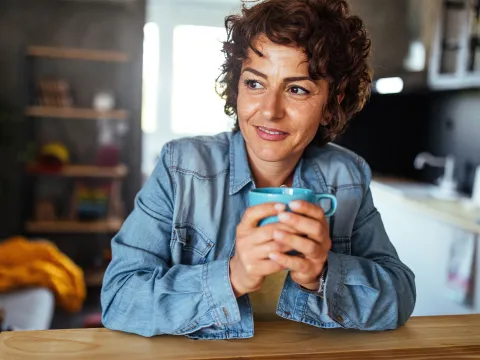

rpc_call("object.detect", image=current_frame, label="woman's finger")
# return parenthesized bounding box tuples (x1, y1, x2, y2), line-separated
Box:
(244, 222, 301, 246)
(277, 211, 327, 242)
(251, 239, 293, 259)
(289, 200, 326, 222)
(272, 231, 319, 257)
(238, 203, 286, 230)
(268, 252, 312, 273)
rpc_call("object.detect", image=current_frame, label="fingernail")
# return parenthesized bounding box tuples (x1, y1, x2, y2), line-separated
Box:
(274, 203, 286, 211)
(278, 212, 290, 221)
(269, 253, 280, 261)
(273, 230, 285, 240)
(289, 201, 301, 210)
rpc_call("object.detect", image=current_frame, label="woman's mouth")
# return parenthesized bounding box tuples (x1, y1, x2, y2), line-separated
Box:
(255, 126, 290, 141)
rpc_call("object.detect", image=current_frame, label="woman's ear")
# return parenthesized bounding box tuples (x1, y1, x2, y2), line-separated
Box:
(320, 112, 331, 126)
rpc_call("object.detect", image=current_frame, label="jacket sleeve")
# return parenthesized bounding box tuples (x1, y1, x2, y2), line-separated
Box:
(100, 144, 240, 337)
(282, 160, 416, 330)
(324, 184, 416, 330)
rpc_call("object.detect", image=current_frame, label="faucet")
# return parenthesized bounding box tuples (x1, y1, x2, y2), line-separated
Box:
(414, 152, 458, 200)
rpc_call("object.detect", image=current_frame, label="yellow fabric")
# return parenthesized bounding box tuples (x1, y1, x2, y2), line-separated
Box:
(0, 236, 86, 312)
(249, 270, 288, 322)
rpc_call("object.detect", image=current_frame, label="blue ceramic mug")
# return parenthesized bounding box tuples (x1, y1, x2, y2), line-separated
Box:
(248, 187, 337, 226)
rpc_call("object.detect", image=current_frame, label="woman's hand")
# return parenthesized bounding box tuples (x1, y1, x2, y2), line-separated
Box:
(268, 200, 332, 291)
(230, 203, 296, 298)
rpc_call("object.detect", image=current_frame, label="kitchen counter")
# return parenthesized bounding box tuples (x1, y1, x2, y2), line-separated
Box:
(371, 177, 480, 234)
(1, 315, 480, 359)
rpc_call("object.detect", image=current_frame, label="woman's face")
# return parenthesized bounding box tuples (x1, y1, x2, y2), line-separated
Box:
(237, 36, 330, 164)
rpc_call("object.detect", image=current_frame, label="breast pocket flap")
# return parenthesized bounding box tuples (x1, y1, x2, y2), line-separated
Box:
(174, 224, 214, 259)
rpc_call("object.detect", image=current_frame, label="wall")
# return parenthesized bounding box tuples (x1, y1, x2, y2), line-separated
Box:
(0, 0, 145, 241)
(335, 92, 431, 180)
(348, 0, 410, 78)
(338, 89, 480, 195)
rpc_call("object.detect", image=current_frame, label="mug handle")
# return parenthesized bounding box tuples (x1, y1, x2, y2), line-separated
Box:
(313, 194, 337, 217)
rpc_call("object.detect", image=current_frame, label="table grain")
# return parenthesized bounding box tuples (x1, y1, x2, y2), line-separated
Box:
(1, 315, 480, 359)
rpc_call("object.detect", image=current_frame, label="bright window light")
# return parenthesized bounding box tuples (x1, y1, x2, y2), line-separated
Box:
(171, 25, 234, 135)
(142, 22, 160, 134)
(375, 77, 404, 94)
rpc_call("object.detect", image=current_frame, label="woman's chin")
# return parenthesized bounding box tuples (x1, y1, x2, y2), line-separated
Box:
(251, 147, 291, 163)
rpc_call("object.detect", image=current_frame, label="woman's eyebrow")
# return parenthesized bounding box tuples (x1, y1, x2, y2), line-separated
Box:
(283, 76, 314, 84)
(242, 68, 314, 84)
(242, 67, 267, 79)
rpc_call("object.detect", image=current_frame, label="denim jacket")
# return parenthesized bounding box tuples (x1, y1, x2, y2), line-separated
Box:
(101, 131, 416, 339)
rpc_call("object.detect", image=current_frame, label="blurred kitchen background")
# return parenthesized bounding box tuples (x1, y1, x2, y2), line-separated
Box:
(0, 0, 479, 330)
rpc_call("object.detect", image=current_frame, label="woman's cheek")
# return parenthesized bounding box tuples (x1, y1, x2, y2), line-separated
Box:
(237, 93, 259, 124)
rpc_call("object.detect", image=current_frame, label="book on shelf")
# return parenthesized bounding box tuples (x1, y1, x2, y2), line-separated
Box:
(36, 78, 73, 107)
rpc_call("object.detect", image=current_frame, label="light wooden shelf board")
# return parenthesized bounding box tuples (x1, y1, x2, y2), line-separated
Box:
(26, 106, 128, 120)
(27, 46, 129, 62)
(28, 164, 128, 178)
(26, 219, 123, 234)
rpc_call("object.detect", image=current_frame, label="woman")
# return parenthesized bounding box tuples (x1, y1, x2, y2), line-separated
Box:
(101, 0, 416, 339)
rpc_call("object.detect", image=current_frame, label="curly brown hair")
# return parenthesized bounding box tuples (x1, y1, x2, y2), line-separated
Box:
(216, 0, 372, 146)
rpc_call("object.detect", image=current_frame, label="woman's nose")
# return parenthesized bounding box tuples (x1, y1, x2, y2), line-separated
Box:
(260, 91, 285, 122)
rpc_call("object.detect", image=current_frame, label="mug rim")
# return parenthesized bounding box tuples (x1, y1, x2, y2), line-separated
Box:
(249, 187, 314, 194)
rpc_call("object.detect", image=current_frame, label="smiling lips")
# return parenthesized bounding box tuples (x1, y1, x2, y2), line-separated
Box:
(255, 126, 290, 141)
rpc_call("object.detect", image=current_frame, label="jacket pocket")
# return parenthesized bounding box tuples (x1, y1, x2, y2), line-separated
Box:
(173, 224, 214, 265)
(331, 236, 351, 255)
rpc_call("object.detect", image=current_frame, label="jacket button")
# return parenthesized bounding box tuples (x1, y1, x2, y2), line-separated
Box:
(337, 315, 344, 323)
(222, 307, 229, 319)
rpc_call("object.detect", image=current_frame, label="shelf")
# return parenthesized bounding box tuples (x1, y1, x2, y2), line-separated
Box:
(27, 46, 129, 62)
(25, 106, 128, 120)
(26, 218, 123, 234)
(28, 164, 128, 178)
(84, 268, 106, 287)
(444, 0, 467, 10)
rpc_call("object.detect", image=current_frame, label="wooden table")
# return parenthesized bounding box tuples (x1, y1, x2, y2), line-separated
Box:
(1, 315, 480, 359)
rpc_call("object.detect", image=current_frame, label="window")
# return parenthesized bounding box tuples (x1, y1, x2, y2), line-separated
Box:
(171, 25, 234, 135)
(142, 22, 160, 134)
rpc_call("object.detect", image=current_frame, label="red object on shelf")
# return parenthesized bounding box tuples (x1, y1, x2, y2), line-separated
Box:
(96, 145, 120, 167)
(83, 312, 103, 328)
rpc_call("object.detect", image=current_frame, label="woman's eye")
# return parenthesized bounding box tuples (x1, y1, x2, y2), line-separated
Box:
(244, 79, 264, 90)
(289, 86, 310, 95)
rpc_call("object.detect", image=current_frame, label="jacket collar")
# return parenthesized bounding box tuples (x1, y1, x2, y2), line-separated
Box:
(229, 131, 254, 195)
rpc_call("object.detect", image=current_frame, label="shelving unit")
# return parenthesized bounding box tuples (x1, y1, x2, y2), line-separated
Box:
(26, 106, 128, 120)
(24, 44, 131, 290)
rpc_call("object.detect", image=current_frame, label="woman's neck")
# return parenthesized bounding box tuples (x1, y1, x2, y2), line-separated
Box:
(247, 149, 301, 189)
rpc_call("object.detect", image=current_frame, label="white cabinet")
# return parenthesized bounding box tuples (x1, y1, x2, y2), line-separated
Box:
(371, 185, 480, 316)
(428, 0, 480, 90)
